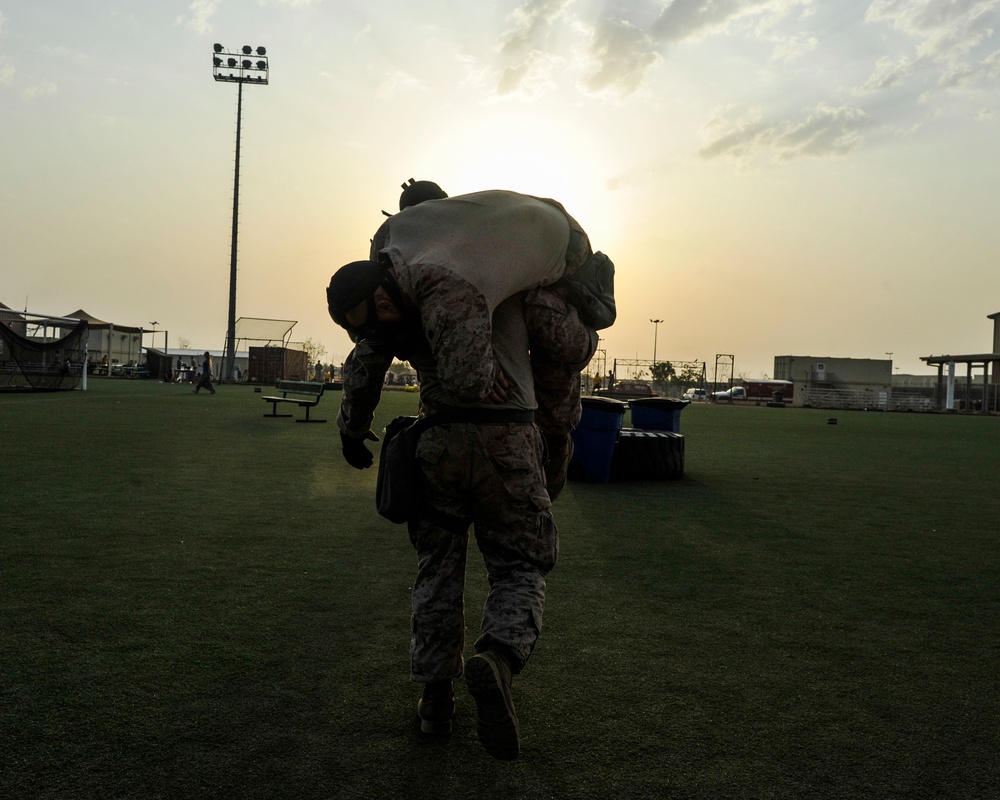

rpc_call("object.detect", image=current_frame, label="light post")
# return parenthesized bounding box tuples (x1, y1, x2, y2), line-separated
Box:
(650, 319, 663, 365)
(212, 43, 269, 381)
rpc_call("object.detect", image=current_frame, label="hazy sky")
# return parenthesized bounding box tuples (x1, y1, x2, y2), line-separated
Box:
(3, 0, 999, 377)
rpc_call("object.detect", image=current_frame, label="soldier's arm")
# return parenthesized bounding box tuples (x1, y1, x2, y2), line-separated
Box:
(336, 341, 393, 436)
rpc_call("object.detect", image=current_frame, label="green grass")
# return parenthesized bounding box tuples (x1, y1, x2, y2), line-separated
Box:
(2, 381, 998, 798)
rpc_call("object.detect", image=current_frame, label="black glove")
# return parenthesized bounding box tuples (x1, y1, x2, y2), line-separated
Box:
(341, 430, 380, 470)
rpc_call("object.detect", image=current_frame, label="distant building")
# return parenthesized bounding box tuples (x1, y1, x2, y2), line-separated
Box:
(773, 356, 895, 409)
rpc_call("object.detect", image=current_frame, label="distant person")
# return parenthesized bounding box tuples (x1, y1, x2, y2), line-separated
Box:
(193, 352, 216, 395)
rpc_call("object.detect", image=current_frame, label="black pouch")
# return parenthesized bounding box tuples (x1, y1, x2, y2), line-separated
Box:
(375, 415, 422, 523)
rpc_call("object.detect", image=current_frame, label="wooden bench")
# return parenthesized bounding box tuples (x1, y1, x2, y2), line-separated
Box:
(262, 380, 326, 423)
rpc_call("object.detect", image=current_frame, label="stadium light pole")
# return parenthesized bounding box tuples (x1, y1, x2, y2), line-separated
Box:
(650, 319, 663, 365)
(212, 43, 268, 381)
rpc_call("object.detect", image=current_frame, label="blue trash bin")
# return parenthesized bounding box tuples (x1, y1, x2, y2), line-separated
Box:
(628, 398, 691, 433)
(569, 397, 627, 483)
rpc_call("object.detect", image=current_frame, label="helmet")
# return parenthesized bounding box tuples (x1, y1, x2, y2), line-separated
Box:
(399, 179, 448, 211)
(326, 260, 383, 331)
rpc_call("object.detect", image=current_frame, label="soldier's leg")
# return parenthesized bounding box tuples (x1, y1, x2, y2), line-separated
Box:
(409, 425, 476, 684)
(471, 424, 558, 673)
(408, 518, 471, 683)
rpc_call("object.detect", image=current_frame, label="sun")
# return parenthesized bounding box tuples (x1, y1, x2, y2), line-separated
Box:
(420, 103, 620, 236)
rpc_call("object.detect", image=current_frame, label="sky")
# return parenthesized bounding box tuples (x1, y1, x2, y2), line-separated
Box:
(3, 0, 1000, 378)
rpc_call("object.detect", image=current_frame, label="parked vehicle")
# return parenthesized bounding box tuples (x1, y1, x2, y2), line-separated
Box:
(683, 388, 708, 401)
(595, 380, 657, 400)
(712, 386, 748, 401)
(712, 380, 794, 403)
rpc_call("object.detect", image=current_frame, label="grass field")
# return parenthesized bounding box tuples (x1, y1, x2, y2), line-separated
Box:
(2, 379, 998, 799)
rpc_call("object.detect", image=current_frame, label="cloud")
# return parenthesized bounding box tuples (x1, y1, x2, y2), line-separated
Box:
(490, 0, 815, 98)
(176, 0, 219, 36)
(914, 5, 995, 64)
(769, 32, 818, 62)
(582, 16, 660, 95)
(698, 103, 868, 164)
(855, 55, 918, 94)
(0, 11, 7, 35)
(376, 69, 424, 99)
(605, 159, 679, 191)
(21, 80, 58, 101)
(934, 47, 1000, 92)
(858, 0, 1000, 109)
(649, 0, 814, 44)
(583, 0, 814, 96)
(0, 65, 13, 87)
(494, 0, 571, 95)
(864, 0, 999, 68)
(865, 0, 995, 39)
(495, 50, 561, 98)
(499, 0, 571, 56)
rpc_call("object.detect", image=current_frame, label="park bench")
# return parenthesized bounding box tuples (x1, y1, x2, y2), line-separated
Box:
(262, 380, 326, 423)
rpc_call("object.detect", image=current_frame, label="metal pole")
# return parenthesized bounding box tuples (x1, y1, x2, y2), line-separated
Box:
(224, 81, 243, 383)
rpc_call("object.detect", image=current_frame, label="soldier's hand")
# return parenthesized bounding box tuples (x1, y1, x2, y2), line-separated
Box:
(340, 430, 379, 470)
(487, 368, 509, 404)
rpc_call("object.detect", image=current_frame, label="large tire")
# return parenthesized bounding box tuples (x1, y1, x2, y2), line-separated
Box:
(611, 429, 685, 481)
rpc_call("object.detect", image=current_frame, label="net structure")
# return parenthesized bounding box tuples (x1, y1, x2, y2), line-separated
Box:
(0, 309, 88, 391)
(232, 317, 297, 349)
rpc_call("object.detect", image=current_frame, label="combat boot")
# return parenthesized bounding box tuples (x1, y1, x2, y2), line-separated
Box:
(464, 649, 519, 760)
(417, 680, 455, 735)
(543, 432, 573, 501)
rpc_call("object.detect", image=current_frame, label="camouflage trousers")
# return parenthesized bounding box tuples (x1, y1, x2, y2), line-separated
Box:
(407, 421, 558, 683)
(524, 286, 598, 436)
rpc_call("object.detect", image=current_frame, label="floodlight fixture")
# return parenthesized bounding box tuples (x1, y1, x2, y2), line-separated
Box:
(212, 43, 268, 85)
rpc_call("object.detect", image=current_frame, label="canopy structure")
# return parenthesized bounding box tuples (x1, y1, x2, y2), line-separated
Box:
(920, 353, 1000, 413)
(63, 309, 143, 371)
(232, 317, 297, 348)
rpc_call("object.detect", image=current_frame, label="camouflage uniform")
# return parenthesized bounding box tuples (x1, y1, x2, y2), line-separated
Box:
(409, 419, 556, 680)
(338, 292, 557, 682)
(411, 296, 555, 680)
(366, 189, 598, 436)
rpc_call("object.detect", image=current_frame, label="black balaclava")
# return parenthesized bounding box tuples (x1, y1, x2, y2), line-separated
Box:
(326, 259, 420, 359)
